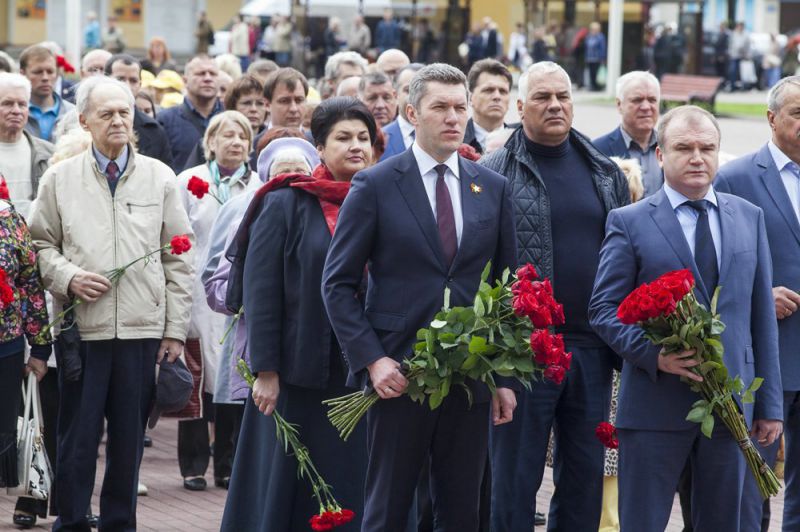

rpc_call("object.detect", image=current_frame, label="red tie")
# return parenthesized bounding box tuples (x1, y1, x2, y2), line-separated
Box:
(435, 164, 457, 268)
(106, 161, 120, 194)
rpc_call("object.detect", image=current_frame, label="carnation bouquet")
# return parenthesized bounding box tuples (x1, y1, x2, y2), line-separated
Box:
(618, 269, 780, 498)
(237, 361, 355, 531)
(42, 235, 192, 336)
(324, 262, 572, 441)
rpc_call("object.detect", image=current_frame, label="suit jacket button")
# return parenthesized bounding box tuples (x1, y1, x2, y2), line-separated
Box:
(447, 277, 454, 283)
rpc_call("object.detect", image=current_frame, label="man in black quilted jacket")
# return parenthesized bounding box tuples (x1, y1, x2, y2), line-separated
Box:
(481, 61, 630, 532)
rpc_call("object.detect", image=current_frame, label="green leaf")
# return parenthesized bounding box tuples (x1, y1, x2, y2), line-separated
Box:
(701, 414, 715, 438)
(679, 323, 691, 340)
(431, 319, 447, 329)
(429, 390, 443, 410)
(686, 406, 708, 423)
(443, 287, 451, 310)
(469, 335, 488, 354)
(743, 390, 755, 404)
(730, 377, 744, 394)
(440, 377, 451, 398)
(748, 377, 764, 393)
(425, 330, 435, 353)
(501, 268, 510, 286)
(710, 319, 726, 336)
(461, 353, 480, 370)
(480, 261, 492, 283)
(474, 295, 485, 317)
(710, 286, 721, 314)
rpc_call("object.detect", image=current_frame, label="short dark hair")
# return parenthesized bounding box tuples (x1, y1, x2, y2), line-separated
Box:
(467, 59, 512, 93)
(19, 45, 55, 71)
(224, 74, 264, 110)
(311, 97, 377, 148)
(263, 67, 309, 101)
(104, 53, 140, 75)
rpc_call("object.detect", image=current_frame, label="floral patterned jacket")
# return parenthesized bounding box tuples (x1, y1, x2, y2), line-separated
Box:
(0, 201, 51, 359)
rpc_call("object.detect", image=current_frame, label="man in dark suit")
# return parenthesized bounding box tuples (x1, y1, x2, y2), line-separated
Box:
(380, 63, 423, 162)
(715, 75, 800, 531)
(589, 105, 783, 531)
(105, 54, 173, 166)
(322, 63, 518, 532)
(482, 61, 630, 531)
(463, 59, 515, 155)
(594, 70, 663, 197)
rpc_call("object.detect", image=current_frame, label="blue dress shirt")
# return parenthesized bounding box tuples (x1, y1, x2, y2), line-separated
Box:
(663, 182, 722, 270)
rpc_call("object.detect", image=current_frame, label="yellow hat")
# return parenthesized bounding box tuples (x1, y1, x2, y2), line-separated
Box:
(140, 69, 155, 88)
(159, 92, 184, 108)
(150, 69, 184, 92)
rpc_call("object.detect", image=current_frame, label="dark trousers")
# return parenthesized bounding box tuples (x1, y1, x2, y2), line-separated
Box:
(362, 392, 489, 532)
(490, 344, 612, 531)
(16, 368, 59, 518)
(588, 62, 602, 91)
(742, 390, 800, 531)
(618, 423, 744, 532)
(178, 395, 243, 479)
(53, 339, 157, 532)
(0, 352, 24, 488)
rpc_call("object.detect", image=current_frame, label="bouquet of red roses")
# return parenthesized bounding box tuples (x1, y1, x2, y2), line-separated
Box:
(324, 262, 572, 441)
(618, 269, 780, 498)
(237, 361, 355, 531)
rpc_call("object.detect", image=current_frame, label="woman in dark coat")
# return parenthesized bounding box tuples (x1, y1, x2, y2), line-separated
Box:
(220, 97, 377, 532)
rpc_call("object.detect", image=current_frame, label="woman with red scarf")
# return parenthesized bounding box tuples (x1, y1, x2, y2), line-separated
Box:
(220, 97, 377, 531)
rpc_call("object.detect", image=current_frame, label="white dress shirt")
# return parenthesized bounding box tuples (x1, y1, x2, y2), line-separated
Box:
(663, 182, 722, 270)
(412, 142, 463, 245)
(768, 140, 800, 222)
(397, 115, 416, 149)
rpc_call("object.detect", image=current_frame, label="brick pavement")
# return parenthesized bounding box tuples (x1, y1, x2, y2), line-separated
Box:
(0, 419, 786, 530)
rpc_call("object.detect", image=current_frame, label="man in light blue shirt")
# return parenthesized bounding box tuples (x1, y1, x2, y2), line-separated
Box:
(19, 44, 74, 142)
(85, 11, 101, 49)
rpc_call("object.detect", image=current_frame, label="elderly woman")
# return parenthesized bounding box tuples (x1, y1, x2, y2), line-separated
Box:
(220, 97, 377, 531)
(175, 110, 263, 492)
(140, 37, 176, 75)
(1, 199, 51, 527)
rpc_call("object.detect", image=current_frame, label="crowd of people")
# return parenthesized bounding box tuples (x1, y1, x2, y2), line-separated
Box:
(0, 11, 799, 532)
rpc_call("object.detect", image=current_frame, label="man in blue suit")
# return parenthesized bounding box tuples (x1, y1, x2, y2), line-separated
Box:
(380, 63, 423, 162)
(322, 63, 518, 532)
(589, 105, 783, 531)
(594, 71, 663, 197)
(715, 75, 800, 531)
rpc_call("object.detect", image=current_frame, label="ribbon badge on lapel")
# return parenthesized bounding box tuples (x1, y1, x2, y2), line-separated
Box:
(470, 183, 482, 195)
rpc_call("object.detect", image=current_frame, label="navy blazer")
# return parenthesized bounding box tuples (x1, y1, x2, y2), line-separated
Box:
(716, 144, 800, 391)
(379, 119, 407, 162)
(243, 188, 337, 389)
(322, 148, 518, 398)
(593, 126, 630, 159)
(589, 188, 783, 430)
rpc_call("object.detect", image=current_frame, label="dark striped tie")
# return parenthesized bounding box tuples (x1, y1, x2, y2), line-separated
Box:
(685, 199, 718, 292)
(435, 164, 457, 268)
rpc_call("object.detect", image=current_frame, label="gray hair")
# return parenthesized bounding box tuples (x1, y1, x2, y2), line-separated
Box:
(269, 148, 312, 176)
(767, 75, 800, 113)
(393, 63, 424, 90)
(656, 105, 720, 148)
(324, 51, 368, 81)
(0, 72, 31, 100)
(75, 76, 135, 115)
(408, 63, 468, 110)
(81, 49, 112, 70)
(616, 70, 660, 101)
(517, 61, 571, 103)
(358, 71, 392, 95)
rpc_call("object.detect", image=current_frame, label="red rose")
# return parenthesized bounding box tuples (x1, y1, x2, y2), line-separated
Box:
(458, 143, 481, 161)
(558, 351, 572, 371)
(0, 175, 8, 201)
(530, 329, 554, 365)
(309, 513, 334, 531)
(656, 269, 695, 302)
(544, 364, 566, 385)
(650, 285, 677, 316)
(515, 264, 538, 282)
(512, 290, 538, 318)
(170, 235, 192, 255)
(551, 302, 565, 327)
(187, 176, 210, 199)
(528, 303, 553, 329)
(595, 421, 619, 449)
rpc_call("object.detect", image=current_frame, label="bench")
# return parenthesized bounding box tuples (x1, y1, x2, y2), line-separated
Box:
(660, 74, 724, 113)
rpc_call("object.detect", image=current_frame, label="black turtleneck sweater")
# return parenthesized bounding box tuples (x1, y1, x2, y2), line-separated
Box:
(524, 134, 606, 346)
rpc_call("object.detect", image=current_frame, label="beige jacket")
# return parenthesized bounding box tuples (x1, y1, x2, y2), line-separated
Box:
(29, 146, 194, 342)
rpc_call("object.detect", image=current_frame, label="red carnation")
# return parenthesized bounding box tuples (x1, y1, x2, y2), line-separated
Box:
(0, 175, 8, 200)
(595, 421, 619, 449)
(330, 509, 355, 525)
(187, 176, 210, 199)
(0, 270, 13, 308)
(458, 143, 481, 161)
(169, 235, 192, 255)
(309, 513, 334, 531)
(544, 364, 566, 385)
(515, 264, 538, 282)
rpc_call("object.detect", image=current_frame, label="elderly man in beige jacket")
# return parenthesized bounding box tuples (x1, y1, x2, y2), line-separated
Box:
(28, 76, 193, 532)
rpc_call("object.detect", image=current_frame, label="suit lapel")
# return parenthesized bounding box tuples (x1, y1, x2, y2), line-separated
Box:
(612, 127, 630, 158)
(756, 145, 800, 246)
(649, 190, 711, 305)
(449, 158, 480, 273)
(394, 150, 447, 270)
(717, 195, 735, 286)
